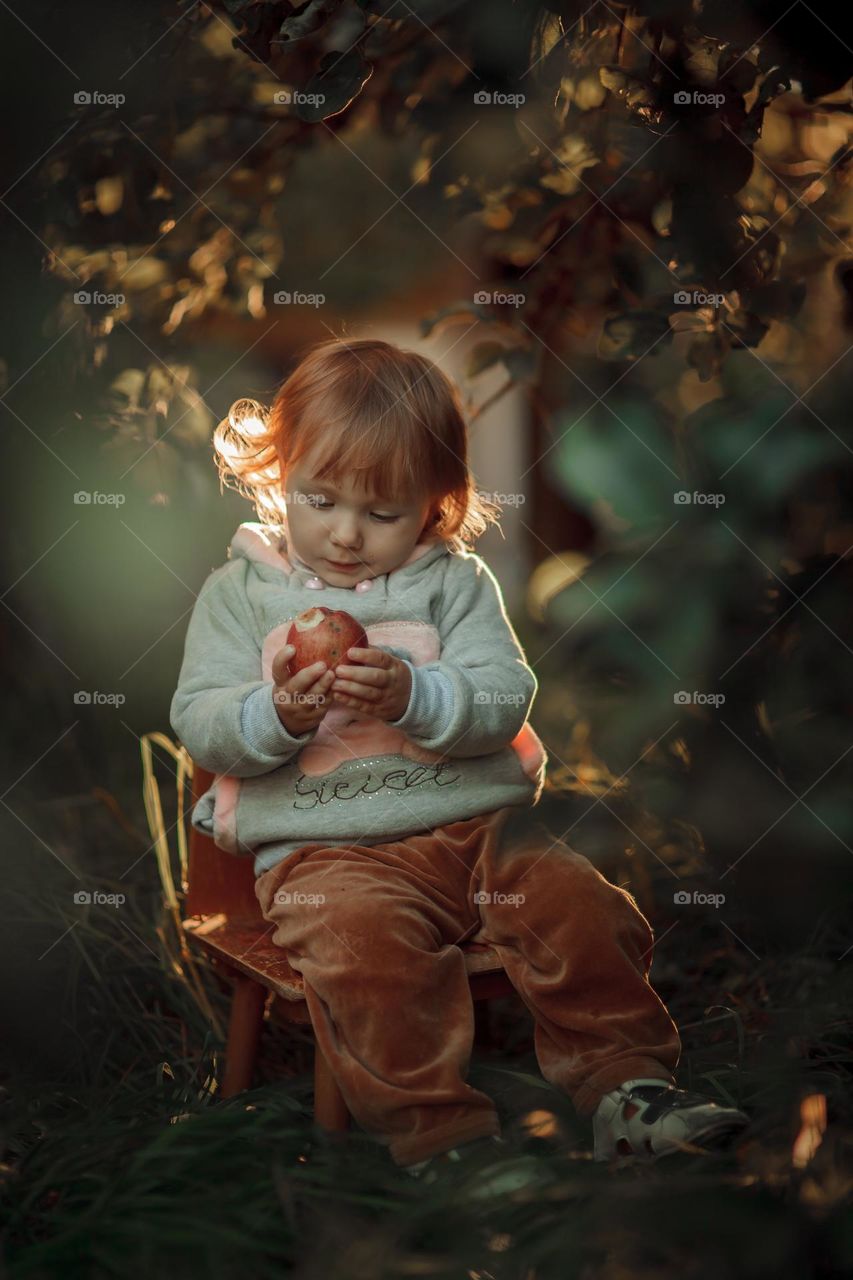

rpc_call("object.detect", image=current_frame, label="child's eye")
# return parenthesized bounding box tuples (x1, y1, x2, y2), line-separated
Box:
(305, 496, 399, 522)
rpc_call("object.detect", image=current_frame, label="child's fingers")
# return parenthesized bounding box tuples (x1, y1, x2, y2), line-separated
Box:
(271, 644, 295, 685)
(332, 678, 379, 700)
(288, 660, 328, 692)
(334, 664, 386, 684)
(343, 645, 376, 665)
(345, 646, 389, 665)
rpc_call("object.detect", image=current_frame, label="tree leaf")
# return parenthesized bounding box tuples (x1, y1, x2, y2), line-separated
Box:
(598, 311, 673, 362)
(420, 300, 488, 337)
(278, 0, 343, 43)
(296, 48, 373, 122)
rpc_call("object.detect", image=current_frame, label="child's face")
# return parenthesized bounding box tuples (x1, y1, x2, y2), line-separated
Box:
(283, 454, 437, 586)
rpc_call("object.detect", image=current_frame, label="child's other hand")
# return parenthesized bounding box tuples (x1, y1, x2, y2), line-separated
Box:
(331, 646, 412, 722)
(271, 644, 336, 736)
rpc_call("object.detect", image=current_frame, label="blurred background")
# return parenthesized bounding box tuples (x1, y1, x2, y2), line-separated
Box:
(1, 2, 852, 1276)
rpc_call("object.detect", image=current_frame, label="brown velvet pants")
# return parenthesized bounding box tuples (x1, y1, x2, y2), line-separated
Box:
(254, 806, 681, 1168)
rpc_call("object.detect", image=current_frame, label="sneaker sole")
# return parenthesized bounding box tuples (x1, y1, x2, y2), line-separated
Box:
(596, 1114, 749, 1163)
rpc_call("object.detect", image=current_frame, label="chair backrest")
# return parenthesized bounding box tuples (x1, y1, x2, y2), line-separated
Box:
(185, 763, 264, 920)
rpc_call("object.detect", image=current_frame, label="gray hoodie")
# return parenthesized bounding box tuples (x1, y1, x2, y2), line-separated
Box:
(170, 521, 548, 875)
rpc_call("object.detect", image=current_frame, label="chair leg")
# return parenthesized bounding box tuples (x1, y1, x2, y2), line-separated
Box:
(221, 975, 267, 1098)
(314, 1043, 351, 1132)
(474, 998, 495, 1050)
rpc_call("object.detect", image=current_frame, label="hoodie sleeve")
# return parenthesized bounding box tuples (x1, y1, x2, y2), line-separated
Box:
(386, 551, 537, 758)
(170, 560, 316, 777)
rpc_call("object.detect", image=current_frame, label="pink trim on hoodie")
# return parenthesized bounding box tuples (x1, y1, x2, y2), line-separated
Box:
(230, 519, 439, 579)
(510, 721, 548, 783)
(261, 618, 446, 775)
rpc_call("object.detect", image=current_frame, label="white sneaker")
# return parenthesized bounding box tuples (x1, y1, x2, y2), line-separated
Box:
(593, 1078, 749, 1162)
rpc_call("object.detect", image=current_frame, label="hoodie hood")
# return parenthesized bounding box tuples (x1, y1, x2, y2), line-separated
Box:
(228, 520, 450, 585)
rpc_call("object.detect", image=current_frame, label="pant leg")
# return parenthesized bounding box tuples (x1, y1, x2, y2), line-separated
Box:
(254, 817, 505, 1167)
(471, 823, 681, 1115)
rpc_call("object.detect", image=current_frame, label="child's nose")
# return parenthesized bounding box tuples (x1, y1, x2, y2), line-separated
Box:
(332, 518, 362, 548)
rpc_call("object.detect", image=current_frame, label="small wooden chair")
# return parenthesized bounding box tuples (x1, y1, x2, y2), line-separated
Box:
(157, 745, 515, 1132)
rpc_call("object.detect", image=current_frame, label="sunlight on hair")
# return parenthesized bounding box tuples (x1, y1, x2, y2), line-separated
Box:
(212, 341, 506, 550)
(231, 398, 268, 438)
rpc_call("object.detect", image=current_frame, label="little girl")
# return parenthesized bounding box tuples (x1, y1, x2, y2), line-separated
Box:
(171, 337, 748, 1174)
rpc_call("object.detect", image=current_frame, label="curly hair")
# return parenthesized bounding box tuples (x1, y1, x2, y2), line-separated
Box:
(212, 337, 503, 554)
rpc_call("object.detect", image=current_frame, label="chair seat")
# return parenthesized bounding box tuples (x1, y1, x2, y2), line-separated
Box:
(183, 914, 509, 1004)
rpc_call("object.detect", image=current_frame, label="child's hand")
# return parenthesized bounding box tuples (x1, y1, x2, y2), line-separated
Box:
(330, 646, 412, 721)
(271, 644, 336, 736)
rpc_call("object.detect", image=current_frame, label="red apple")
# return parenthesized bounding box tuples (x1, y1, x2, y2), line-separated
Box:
(284, 607, 368, 676)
